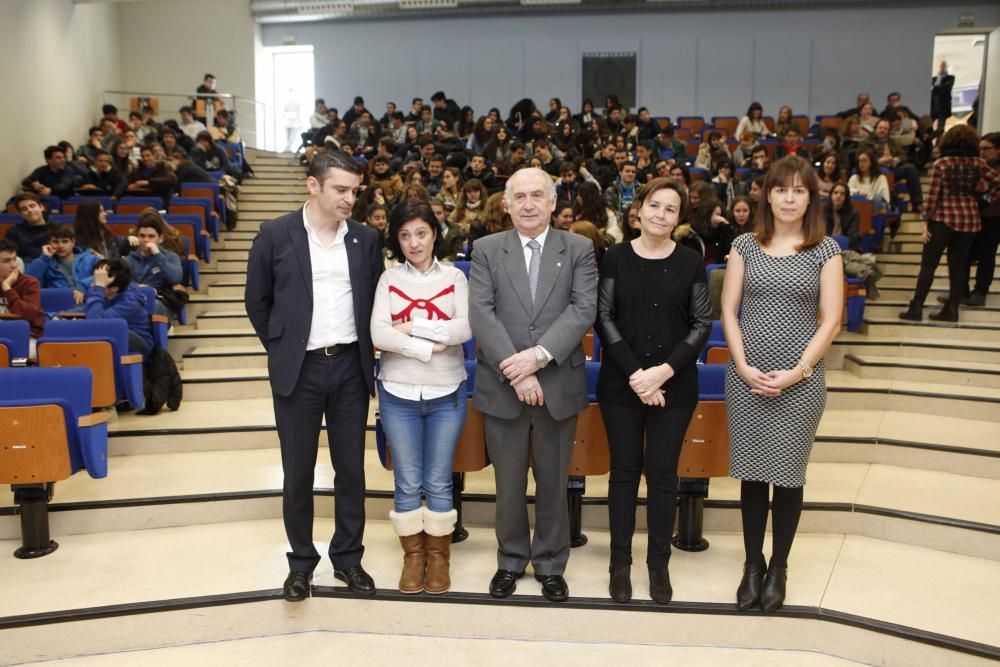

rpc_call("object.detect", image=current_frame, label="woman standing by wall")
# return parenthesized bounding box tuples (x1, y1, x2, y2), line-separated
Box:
(596, 178, 712, 604)
(721, 155, 843, 613)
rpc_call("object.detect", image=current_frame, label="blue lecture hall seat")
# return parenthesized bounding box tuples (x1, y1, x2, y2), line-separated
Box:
(0, 319, 31, 365)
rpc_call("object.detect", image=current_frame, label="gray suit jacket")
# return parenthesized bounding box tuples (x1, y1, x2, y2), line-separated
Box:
(468, 228, 597, 422)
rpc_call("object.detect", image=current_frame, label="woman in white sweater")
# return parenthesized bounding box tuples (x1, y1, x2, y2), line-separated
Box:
(370, 199, 473, 596)
(735, 101, 771, 141)
(847, 148, 890, 213)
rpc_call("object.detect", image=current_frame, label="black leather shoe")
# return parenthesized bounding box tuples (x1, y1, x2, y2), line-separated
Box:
(609, 564, 631, 603)
(535, 574, 569, 602)
(928, 305, 959, 322)
(760, 566, 788, 613)
(736, 559, 767, 611)
(489, 569, 524, 598)
(648, 566, 672, 604)
(283, 571, 311, 602)
(334, 565, 376, 595)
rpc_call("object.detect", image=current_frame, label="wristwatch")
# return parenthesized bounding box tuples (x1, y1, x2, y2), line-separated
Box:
(534, 346, 549, 370)
(798, 361, 813, 379)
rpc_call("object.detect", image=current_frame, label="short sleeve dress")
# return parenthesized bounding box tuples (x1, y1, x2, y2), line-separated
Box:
(725, 233, 842, 488)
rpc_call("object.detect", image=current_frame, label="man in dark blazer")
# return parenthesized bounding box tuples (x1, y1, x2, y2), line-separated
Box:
(931, 60, 955, 135)
(468, 168, 597, 602)
(245, 151, 383, 601)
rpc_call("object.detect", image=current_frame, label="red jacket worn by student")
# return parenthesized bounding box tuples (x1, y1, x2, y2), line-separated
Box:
(0, 272, 44, 337)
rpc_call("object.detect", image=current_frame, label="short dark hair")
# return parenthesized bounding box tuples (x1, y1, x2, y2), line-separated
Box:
(0, 239, 19, 255)
(204, 73, 215, 80)
(44, 145, 64, 160)
(136, 210, 165, 235)
(89, 126, 102, 137)
(179, 106, 193, 115)
(196, 130, 214, 144)
(97, 258, 131, 291)
(48, 225, 75, 242)
(315, 98, 326, 106)
(412, 97, 422, 105)
(353, 96, 365, 105)
(102, 104, 118, 115)
(510, 141, 526, 153)
(431, 91, 446, 102)
(384, 199, 443, 263)
(307, 150, 363, 184)
(620, 161, 637, 171)
(129, 111, 142, 121)
(14, 193, 42, 209)
(533, 139, 549, 151)
(94, 149, 110, 159)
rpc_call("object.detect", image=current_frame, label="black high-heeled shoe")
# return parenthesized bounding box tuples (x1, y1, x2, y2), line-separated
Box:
(736, 559, 766, 611)
(760, 566, 788, 613)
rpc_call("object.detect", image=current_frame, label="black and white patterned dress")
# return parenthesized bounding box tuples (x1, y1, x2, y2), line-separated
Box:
(726, 233, 842, 488)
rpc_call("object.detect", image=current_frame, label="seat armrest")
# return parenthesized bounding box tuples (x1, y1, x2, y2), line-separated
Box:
(78, 412, 111, 427)
(58, 311, 87, 319)
(120, 353, 143, 365)
(151, 314, 169, 324)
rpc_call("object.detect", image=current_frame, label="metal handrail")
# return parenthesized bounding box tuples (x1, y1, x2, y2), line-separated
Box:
(103, 90, 267, 107)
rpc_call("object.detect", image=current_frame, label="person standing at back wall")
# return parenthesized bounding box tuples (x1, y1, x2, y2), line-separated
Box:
(245, 150, 383, 602)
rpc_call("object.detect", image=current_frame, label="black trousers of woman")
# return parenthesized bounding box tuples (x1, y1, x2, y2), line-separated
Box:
(911, 220, 976, 307)
(740, 480, 804, 569)
(601, 403, 695, 570)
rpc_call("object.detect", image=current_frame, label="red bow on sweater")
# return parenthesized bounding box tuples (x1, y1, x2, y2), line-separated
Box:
(389, 284, 455, 323)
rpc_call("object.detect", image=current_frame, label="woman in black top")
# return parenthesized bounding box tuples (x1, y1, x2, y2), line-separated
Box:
(596, 177, 713, 604)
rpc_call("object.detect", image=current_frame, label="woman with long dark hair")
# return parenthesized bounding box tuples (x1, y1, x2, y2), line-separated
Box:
(596, 177, 712, 604)
(73, 200, 121, 259)
(721, 155, 843, 613)
(483, 125, 512, 166)
(823, 183, 860, 250)
(899, 125, 1000, 322)
(736, 102, 770, 141)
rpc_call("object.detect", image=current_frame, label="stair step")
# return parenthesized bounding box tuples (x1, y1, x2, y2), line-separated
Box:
(845, 353, 1000, 390)
(830, 334, 1000, 366)
(865, 301, 1000, 325)
(863, 317, 1000, 342)
(182, 345, 267, 369)
(180, 367, 271, 400)
(826, 370, 1000, 422)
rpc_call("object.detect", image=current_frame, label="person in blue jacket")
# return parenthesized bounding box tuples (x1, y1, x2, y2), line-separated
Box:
(26, 226, 101, 304)
(83, 258, 153, 357)
(124, 212, 184, 320)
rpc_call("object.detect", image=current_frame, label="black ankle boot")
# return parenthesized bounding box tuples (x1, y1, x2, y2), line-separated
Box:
(648, 565, 672, 604)
(929, 303, 959, 322)
(609, 564, 631, 603)
(898, 301, 923, 321)
(736, 558, 766, 611)
(760, 566, 788, 613)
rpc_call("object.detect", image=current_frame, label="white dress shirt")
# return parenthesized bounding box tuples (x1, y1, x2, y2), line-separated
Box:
(303, 201, 358, 350)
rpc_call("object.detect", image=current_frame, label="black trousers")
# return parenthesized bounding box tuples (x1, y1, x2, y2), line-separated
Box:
(911, 221, 976, 307)
(600, 402, 694, 569)
(967, 216, 1000, 296)
(273, 350, 370, 574)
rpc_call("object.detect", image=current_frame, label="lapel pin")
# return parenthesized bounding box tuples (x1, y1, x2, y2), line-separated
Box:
(556, 262, 562, 267)
(352, 237, 358, 243)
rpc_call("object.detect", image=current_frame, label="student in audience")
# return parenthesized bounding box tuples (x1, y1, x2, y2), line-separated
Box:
(191, 131, 241, 181)
(179, 106, 207, 140)
(128, 145, 178, 204)
(847, 148, 890, 213)
(857, 102, 878, 137)
(467, 191, 510, 254)
(596, 177, 711, 604)
(129, 110, 156, 145)
(900, 125, 1000, 322)
(552, 199, 576, 231)
(483, 125, 512, 166)
(84, 258, 153, 357)
(711, 157, 739, 210)
(775, 127, 811, 162)
(668, 164, 691, 186)
(438, 167, 463, 214)
(449, 178, 488, 231)
(605, 161, 640, 218)
(824, 183, 861, 251)
(578, 181, 620, 243)
(773, 105, 795, 137)
(369, 156, 404, 204)
(168, 150, 216, 185)
(159, 128, 186, 158)
(653, 127, 688, 165)
(124, 211, 185, 320)
(731, 131, 759, 168)
(6, 194, 52, 262)
(78, 149, 127, 198)
(749, 146, 770, 180)
(556, 162, 580, 203)
(836, 91, 875, 119)
(0, 239, 44, 339)
(342, 96, 369, 128)
(78, 126, 105, 164)
(210, 109, 241, 144)
(721, 156, 843, 614)
(102, 104, 128, 134)
(691, 197, 735, 264)
(736, 102, 771, 141)
(370, 199, 472, 595)
(162, 120, 196, 153)
(688, 181, 713, 210)
(861, 117, 924, 213)
(59, 141, 90, 180)
(497, 141, 527, 177)
(27, 226, 100, 303)
(574, 98, 600, 126)
(422, 155, 445, 196)
(110, 139, 137, 177)
(21, 146, 81, 199)
(730, 195, 756, 237)
(815, 152, 842, 199)
(73, 200, 121, 259)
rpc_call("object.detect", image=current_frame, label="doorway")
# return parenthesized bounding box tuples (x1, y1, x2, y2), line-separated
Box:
(930, 32, 988, 132)
(257, 45, 315, 153)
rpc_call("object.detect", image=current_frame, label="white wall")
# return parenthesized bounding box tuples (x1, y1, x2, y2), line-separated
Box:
(116, 0, 259, 142)
(0, 0, 121, 198)
(261, 4, 1000, 122)
(982, 27, 1000, 134)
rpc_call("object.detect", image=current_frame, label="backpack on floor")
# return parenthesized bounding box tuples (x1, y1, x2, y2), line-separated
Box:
(137, 347, 183, 415)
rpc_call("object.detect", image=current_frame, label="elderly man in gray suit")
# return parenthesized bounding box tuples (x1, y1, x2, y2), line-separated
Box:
(469, 167, 597, 602)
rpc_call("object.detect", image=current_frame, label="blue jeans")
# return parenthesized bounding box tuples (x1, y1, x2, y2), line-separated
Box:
(378, 381, 467, 513)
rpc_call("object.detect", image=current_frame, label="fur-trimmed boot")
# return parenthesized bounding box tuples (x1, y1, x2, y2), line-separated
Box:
(390, 508, 426, 594)
(423, 508, 457, 594)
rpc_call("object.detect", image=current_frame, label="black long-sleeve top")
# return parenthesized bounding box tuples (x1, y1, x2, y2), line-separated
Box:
(596, 241, 713, 408)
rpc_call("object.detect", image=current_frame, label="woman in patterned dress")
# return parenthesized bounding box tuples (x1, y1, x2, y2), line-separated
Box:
(720, 156, 844, 612)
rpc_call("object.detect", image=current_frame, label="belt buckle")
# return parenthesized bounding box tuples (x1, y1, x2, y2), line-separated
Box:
(324, 345, 337, 356)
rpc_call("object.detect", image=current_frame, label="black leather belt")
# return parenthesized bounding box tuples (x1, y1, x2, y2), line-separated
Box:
(306, 342, 357, 356)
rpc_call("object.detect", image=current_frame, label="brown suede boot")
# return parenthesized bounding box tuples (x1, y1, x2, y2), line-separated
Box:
(390, 509, 425, 594)
(423, 509, 457, 594)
